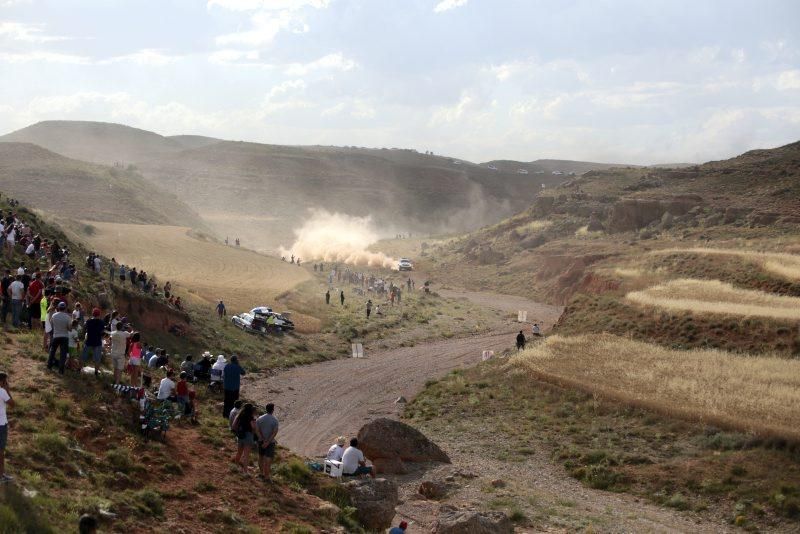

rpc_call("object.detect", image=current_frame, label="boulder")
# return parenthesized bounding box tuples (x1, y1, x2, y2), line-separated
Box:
(586, 213, 605, 232)
(432, 508, 513, 534)
(357, 418, 450, 475)
(342, 478, 398, 531)
(418, 480, 448, 500)
(749, 211, 780, 226)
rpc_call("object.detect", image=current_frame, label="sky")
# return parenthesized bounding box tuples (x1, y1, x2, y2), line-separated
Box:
(0, 0, 799, 165)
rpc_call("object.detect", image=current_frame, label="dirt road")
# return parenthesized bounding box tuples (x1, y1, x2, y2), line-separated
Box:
(244, 291, 562, 457)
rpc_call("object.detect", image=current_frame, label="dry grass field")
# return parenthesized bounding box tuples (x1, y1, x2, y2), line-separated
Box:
(513, 334, 800, 440)
(74, 222, 310, 314)
(626, 278, 800, 321)
(654, 247, 800, 281)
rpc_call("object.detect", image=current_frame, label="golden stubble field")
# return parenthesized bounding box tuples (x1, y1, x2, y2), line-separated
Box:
(77, 222, 311, 315)
(513, 334, 800, 440)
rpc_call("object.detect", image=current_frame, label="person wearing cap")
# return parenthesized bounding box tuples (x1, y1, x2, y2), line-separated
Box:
(222, 355, 245, 418)
(47, 301, 72, 374)
(389, 521, 408, 534)
(326, 436, 346, 462)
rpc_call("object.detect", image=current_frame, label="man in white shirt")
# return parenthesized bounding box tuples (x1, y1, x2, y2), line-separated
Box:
(0, 372, 14, 482)
(532, 323, 541, 337)
(157, 370, 177, 402)
(326, 436, 346, 462)
(341, 438, 374, 478)
(106, 326, 131, 384)
(7, 275, 24, 327)
(47, 301, 73, 375)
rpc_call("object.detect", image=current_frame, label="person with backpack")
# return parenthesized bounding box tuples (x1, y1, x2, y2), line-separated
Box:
(516, 330, 526, 351)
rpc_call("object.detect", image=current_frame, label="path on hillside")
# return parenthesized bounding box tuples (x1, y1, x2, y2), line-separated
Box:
(244, 290, 562, 457)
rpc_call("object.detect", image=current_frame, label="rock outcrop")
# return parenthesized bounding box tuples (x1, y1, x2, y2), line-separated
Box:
(607, 195, 703, 232)
(357, 418, 450, 474)
(342, 478, 398, 531)
(431, 507, 513, 534)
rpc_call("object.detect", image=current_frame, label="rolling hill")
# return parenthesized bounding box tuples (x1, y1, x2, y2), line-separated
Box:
(0, 142, 205, 228)
(1, 120, 636, 252)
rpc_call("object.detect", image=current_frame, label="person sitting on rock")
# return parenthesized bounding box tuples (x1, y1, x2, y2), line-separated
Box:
(341, 438, 375, 478)
(326, 436, 346, 462)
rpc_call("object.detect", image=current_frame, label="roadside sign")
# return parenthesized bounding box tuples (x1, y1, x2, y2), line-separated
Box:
(351, 343, 364, 358)
(517, 310, 528, 322)
(482, 350, 494, 361)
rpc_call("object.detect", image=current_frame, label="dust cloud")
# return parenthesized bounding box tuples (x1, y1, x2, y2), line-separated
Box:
(280, 210, 397, 268)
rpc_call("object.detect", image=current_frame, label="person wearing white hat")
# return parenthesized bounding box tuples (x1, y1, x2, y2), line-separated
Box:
(210, 355, 226, 393)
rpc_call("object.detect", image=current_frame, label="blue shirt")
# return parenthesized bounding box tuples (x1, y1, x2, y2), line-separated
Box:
(389, 528, 406, 534)
(223, 362, 245, 390)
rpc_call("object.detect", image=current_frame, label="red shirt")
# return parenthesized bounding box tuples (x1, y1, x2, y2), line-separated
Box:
(176, 380, 188, 396)
(27, 279, 44, 303)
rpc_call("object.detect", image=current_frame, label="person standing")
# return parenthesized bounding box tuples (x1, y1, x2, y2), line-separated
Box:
(7, 275, 24, 328)
(366, 299, 372, 319)
(255, 403, 279, 482)
(516, 330, 526, 351)
(0, 269, 11, 325)
(81, 308, 105, 376)
(48, 302, 72, 374)
(107, 326, 131, 384)
(325, 290, 330, 305)
(109, 258, 117, 283)
(0, 372, 13, 483)
(222, 355, 245, 418)
(25, 272, 43, 330)
(340, 290, 345, 306)
(216, 300, 226, 319)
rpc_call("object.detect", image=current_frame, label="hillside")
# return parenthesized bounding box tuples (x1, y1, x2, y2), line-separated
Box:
(423, 139, 800, 348)
(482, 158, 634, 177)
(0, 142, 204, 228)
(2, 120, 636, 252)
(0, 121, 184, 165)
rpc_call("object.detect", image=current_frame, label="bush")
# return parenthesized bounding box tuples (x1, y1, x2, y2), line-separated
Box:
(274, 458, 312, 487)
(133, 489, 164, 517)
(105, 448, 136, 474)
(33, 433, 69, 460)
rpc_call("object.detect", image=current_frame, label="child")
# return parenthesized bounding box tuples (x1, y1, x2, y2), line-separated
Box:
(187, 388, 198, 424)
(67, 319, 80, 370)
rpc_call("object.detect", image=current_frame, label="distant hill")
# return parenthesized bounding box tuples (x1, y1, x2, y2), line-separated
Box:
(1, 120, 638, 251)
(0, 142, 205, 228)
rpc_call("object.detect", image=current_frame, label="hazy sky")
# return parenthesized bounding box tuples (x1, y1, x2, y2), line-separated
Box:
(0, 0, 798, 164)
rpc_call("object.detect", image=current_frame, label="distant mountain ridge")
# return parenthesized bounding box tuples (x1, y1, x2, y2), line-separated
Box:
(1, 120, 642, 252)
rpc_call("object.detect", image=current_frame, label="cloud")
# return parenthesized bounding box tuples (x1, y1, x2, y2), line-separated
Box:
(284, 52, 356, 75)
(211, 0, 331, 47)
(433, 0, 468, 13)
(259, 79, 312, 115)
(776, 70, 800, 91)
(321, 98, 375, 119)
(0, 51, 90, 64)
(208, 48, 262, 64)
(208, 0, 330, 11)
(0, 21, 69, 43)
(430, 93, 475, 124)
(100, 49, 181, 66)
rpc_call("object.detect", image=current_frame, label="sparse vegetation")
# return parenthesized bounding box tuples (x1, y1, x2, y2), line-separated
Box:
(626, 278, 800, 321)
(513, 334, 800, 439)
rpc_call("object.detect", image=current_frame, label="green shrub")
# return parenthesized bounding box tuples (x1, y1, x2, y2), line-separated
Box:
(105, 448, 136, 474)
(133, 489, 164, 517)
(33, 433, 69, 460)
(274, 458, 312, 487)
